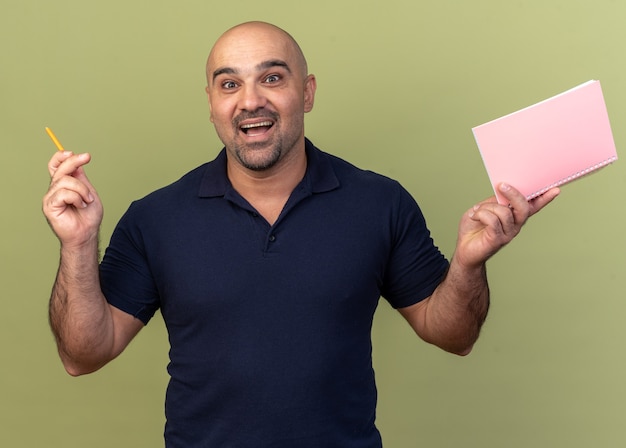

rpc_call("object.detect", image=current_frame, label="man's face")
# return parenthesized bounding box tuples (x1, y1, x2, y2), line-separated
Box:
(206, 24, 316, 172)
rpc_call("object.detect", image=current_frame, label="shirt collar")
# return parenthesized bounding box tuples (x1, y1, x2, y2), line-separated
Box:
(197, 138, 339, 198)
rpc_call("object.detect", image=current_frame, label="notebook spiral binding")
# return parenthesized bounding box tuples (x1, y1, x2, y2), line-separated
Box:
(526, 155, 618, 200)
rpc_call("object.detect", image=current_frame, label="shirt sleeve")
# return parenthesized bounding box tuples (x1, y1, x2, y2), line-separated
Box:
(99, 202, 160, 324)
(380, 184, 449, 309)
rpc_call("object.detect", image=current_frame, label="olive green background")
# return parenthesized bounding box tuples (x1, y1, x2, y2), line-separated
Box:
(2, 0, 625, 446)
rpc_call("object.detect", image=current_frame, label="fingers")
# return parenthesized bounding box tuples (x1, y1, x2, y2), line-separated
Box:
(44, 152, 98, 219)
(457, 183, 559, 267)
(48, 151, 92, 180)
(468, 184, 527, 240)
(528, 187, 560, 216)
(496, 183, 531, 225)
(47, 151, 95, 198)
(43, 151, 104, 246)
(469, 201, 517, 239)
(469, 183, 560, 239)
(48, 150, 73, 177)
(496, 182, 560, 219)
(46, 178, 93, 210)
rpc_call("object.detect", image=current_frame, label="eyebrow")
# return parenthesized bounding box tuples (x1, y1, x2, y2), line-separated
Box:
(212, 59, 292, 83)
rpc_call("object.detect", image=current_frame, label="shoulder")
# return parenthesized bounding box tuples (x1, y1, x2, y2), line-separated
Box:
(148, 163, 210, 200)
(306, 140, 425, 224)
(321, 149, 416, 209)
(308, 140, 405, 195)
(120, 162, 212, 224)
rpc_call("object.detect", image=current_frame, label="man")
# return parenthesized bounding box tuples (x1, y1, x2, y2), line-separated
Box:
(42, 21, 559, 447)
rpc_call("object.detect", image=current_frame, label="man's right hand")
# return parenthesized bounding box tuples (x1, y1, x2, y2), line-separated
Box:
(43, 151, 103, 247)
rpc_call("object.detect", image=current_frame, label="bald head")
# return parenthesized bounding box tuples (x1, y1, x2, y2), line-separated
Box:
(206, 21, 309, 86)
(202, 21, 317, 174)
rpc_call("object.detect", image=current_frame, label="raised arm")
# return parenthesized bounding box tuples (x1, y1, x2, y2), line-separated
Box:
(43, 151, 143, 375)
(399, 183, 560, 355)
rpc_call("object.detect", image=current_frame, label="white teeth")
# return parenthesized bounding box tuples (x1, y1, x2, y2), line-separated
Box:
(241, 121, 273, 129)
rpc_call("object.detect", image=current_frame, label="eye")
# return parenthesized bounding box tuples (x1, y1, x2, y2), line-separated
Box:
(221, 80, 238, 90)
(264, 74, 281, 84)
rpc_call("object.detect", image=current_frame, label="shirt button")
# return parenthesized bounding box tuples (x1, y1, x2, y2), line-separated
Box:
(268, 235, 276, 242)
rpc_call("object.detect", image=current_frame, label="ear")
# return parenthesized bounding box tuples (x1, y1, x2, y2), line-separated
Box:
(303, 74, 317, 113)
(205, 86, 214, 123)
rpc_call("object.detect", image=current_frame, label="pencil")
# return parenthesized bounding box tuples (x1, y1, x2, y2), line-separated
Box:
(45, 127, 66, 152)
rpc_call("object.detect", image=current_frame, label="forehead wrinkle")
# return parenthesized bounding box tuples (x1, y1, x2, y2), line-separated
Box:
(206, 23, 308, 85)
(211, 59, 292, 85)
(257, 59, 291, 73)
(212, 66, 237, 83)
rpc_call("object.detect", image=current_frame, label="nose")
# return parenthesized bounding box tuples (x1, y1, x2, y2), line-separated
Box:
(239, 83, 268, 112)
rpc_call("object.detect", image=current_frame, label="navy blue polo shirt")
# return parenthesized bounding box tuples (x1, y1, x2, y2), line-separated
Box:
(100, 139, 449, 447)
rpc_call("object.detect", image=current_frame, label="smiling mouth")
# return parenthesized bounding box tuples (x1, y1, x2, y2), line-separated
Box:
(240, 121, 274, 136)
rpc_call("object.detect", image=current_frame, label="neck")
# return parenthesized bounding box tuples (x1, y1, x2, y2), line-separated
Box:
(227, 144, 307, 225)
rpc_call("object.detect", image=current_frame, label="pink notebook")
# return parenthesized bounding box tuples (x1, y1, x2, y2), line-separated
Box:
(472, 80, 618, 204)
